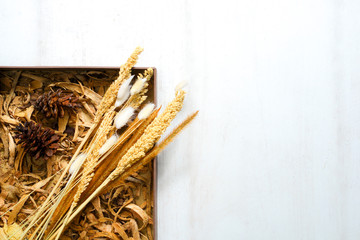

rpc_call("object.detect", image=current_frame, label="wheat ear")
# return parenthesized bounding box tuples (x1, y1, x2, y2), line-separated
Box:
(94, 46, 143, 122)
(21, 122, 99, 240)
(78, 108, 161, 203)
(52, 109, 115, 240)
(48, 90, 185, 239)
(125, 68, 154, 109)
(101, 111, 199, 195)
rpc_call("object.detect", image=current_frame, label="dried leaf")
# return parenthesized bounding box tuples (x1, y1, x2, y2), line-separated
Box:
(0, 183, 19, 201)
(0, 228, 7, 240)
(8, 194, 30, 224)
(78, 110, 93, 127)
(72, 114, 79, 141)
(29, 80, 43, 91)
(0, 115, 19, 125)
(58, 111, 70, 133)
(87, 71, 109, 80)
(91, 196, 104, 219)
(22, 72, 48, 82)
(8, 133, 15, 166)
(13, 106, 34, 121)
(112, 222, 129, 240)
(48, 82, 102, 105)
(14, 146, 25, 172)
(129, 219, 140, 240)
(125, 204, 150, 230)
(0, 124, 9, 158)
(29, 175, 52, 190)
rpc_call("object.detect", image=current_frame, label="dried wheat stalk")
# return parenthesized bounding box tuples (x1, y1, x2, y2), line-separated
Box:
(101, 110, 199, 195)
(94, 47, 143, 122)
(48, 89, 186, 239)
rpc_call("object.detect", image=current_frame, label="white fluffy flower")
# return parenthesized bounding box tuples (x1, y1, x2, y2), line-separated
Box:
(130, 78, 147, 96)
(99, 134, 119, 155)
(114, 107, 135, 129)
(69, 153, 87, 175)
(138, 103, 155, 120)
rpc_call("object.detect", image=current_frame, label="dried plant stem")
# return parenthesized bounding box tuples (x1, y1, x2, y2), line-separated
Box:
(22, 122, 99, 240)
(45, 119, 141, 234)
(48, 115, 148, 237)
(94, 47, 143, 122)
(53, 110, 115, 240)
(74, 110, 115, 204)
(48, 114, 156, 236)
(15, 170, 82, 240)
(109, 90, 185, 182)
(79, 109, 160, 203)
(28, 175, 83, 240)
(48, 91, 185, 239)
(47, 112, 151, 238)
(101, 111, 199, 195)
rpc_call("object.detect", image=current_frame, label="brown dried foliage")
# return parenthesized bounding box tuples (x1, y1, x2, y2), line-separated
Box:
(0, 67, 157, 239)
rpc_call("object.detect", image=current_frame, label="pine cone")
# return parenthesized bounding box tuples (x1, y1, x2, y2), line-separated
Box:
(34, 89, 81, 118)
(14, 121, 61, 160)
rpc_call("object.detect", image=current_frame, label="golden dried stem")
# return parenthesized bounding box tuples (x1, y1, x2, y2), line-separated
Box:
(74, 110, 115, 204)
(48, 91, 185, 239)
(101, 111, 199, 195)
(46, 111, 158, 238)
(94, 47, 143, 122)
(22, 122, 99, 240)
(109, 90, 185, 181)
(79, 108, 160, 203)
(53, 109, 115, 240)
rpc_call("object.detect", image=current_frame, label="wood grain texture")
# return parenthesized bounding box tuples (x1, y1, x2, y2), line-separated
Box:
(1, 0, 360, 239)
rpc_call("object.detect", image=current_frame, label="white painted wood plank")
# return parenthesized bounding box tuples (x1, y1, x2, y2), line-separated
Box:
(1, 0, 360, 239)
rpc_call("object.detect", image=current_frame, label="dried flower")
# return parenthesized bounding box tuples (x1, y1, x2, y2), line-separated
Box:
(69, 153, 87, 175)
(99, 134, 118, 155)
(138, 103, 155, 120)
(130, 78, 146, 95)
(94, 47, 143, 122)
(114, 107, 135, 129)
(110, 90, 186, 180)
(115, 75, 133, 108)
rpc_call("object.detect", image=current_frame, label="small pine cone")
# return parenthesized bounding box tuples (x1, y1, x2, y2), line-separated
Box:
(34, 89, 81, 118)
(14, 121, 61, 160)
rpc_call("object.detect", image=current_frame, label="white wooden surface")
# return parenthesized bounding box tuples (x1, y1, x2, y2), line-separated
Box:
(1, 0, 360, 239)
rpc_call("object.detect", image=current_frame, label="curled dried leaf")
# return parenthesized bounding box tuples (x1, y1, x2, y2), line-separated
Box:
(0, 115, 19, 125)
(13, 105, 34, 122)
(125, 203, 150, 230)
(47, 82, 102, 106)
(0, 183, 20, 201)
